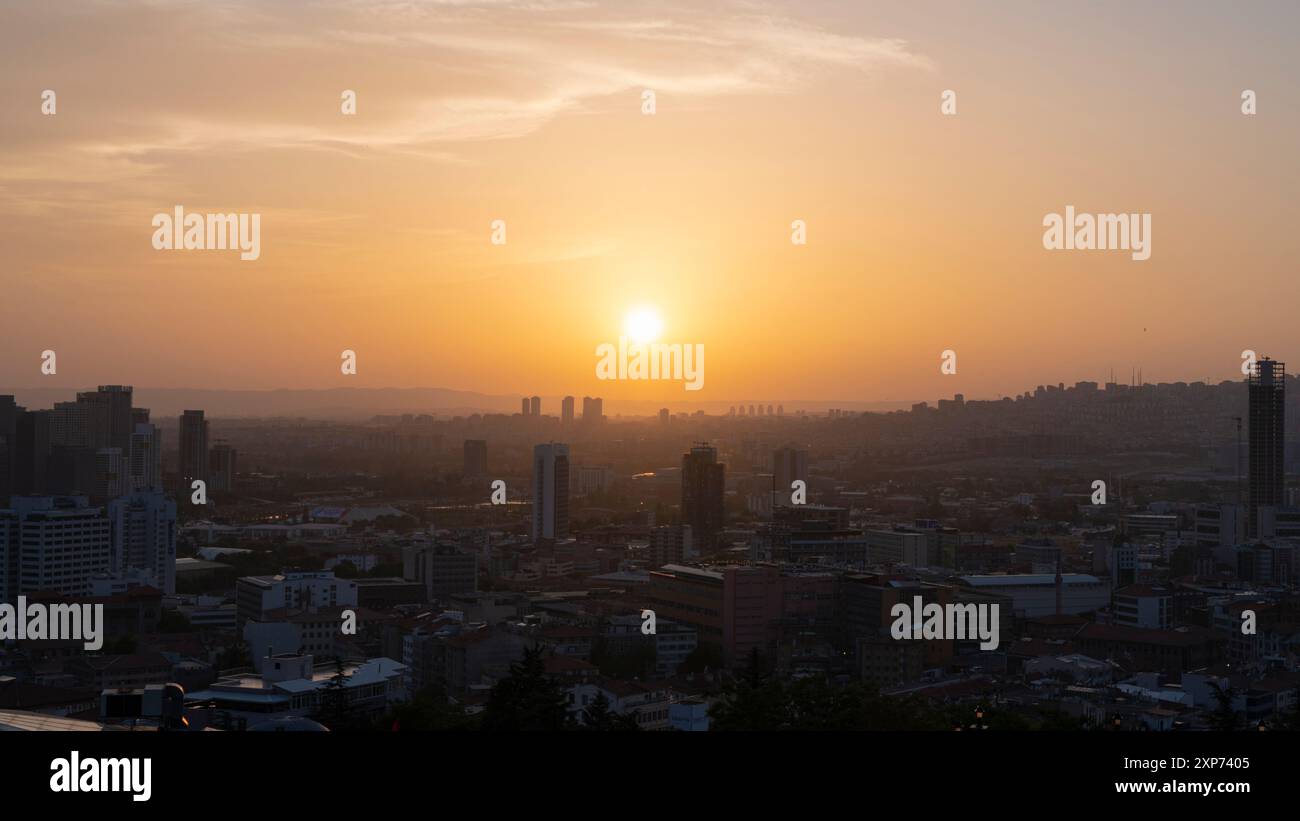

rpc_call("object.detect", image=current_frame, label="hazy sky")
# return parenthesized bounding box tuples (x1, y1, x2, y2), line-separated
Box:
(2, 0, 1298, 404)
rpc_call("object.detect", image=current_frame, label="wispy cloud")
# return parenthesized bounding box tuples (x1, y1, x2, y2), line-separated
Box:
(1, 0, 932, 168)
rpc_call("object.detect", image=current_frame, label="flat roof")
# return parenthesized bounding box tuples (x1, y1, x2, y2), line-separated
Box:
(960, 574, 1102, 586)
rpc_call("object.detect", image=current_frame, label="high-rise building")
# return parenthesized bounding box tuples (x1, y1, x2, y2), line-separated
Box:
(209, 441, 237, 492)
(521, 397, 530, 416)
(12, 408, 51, 496)
(682, 444, 725, 553)
(0, 397, 17, 504)
(659, 408, 670, 425)
(1248, 358, 1285, 538)
(402, 543, 478, 600)
(129, 422, 162, 490)
(582, 397, 603, 425)
(530, 396, 541, 416)
(3, 391, 153, 501)
(93, 447, 127, 501)
(773, 447, 808, 493)
(649, 524, 692, 567)
(108, 489, 178, 594)
(532, 443, 570, 541)
(561, 396, 575, 425)
(574, 464, 613, 496)
(77, 385, 133, 452)
(464, 439, 488, 479)
(179, 410, 209, 487)
(0, 495, 112, 599)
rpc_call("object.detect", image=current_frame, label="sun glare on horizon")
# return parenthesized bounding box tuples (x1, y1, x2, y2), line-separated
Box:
(624, 306, 664, 344)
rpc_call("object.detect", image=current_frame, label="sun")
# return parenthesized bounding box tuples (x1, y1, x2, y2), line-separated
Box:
(624, 306, 664, 344)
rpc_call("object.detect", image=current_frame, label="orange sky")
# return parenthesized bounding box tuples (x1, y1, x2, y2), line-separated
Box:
(2, 1, 1298, 406)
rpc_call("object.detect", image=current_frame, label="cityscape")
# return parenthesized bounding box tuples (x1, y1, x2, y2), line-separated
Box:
(2, 0, 1296, 801)
(2, 364, 1298, 733)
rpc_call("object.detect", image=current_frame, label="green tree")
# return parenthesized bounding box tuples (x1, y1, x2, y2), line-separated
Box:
(678, 642, 723, 675)
(314, 656, 356, 730)
(384, 684, 478, 731)
(1207, 681, 1242, 731)
(580, 691, 639, 731)
(481, 646, 572, 731)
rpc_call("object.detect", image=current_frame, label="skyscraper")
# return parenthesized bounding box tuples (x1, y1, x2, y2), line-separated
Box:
(530, 396, 541, 416)
(561, 396, 575, 425)
(531, 442, 570, 542)
(179, 410, 209, 487)
(77, 385, 133, 452)
(682, 444, 725, 553)
(464, 439, 488, 479)
(209, 441, 237, 492)
(129, 422, 161, 490)
(13, 408, 51, 495)
(1249, 358, 1285, 538)
(773, 446, 808, 493)
(93, 447, 126, 501)
(0, 396, 18, 504)
(521, 397, 530, 416)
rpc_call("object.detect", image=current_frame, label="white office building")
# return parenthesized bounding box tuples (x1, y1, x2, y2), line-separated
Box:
(1, 496, 111, 598)
(108, 489, 178, 594)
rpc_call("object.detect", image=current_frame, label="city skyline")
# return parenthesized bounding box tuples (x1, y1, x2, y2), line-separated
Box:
(3, 357, 1294, 420)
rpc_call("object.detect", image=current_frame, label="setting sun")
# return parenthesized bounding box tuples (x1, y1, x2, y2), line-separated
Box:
(624, 307, 664, 344)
